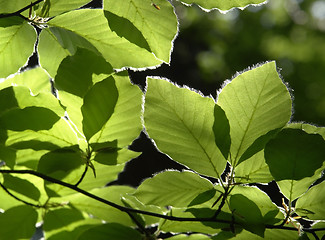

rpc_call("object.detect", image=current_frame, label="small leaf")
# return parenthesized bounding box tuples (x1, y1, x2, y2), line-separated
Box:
(265, 128, 325, 181)
(0, 205, 38, 240)
(217, 62, 292, 166)
(144, 77, 226, 178)
(81, 77, 118, 140)
(78, 223, 142, 240)
(134, 170, 216, 207)
(295, 181, 325, 220)
(0, 18, 36, 78)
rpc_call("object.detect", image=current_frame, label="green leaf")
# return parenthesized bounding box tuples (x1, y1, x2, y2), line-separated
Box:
(0, 144, 16, 168)
(179, 0, 266, 11)
(213, 105, 231, 159)
(0, 0, 28, 14)
(217, 62, 292, 166)
(0, 205, 38, 240)
(165, 234, 212, 240)
(0, 67, 51, 94)
(35, 0, 93, 17)
(295, 181, 325, 220)
(0, 18, 36, 78)
(134, 170, 216, 207)
(230, 229, 300, 240)
(234, 150, 273, 184)
(229, 194, 265, 237)
(104, 0, 178, 63)
(89, 73, 143, 148)
(265, 128, 325, 181)
(81, 77, 118, 140)
(144, 77, 226, 178)
(61, 186, 135, 225)
(78, 223, 142, 240)
(2, 174, 41, 201)
(43, 207, 101, 240)
(46, 9, 161, 70)
(0, 107, 60, 131)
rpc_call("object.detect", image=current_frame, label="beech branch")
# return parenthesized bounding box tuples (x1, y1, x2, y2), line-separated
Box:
(0, 169, 324, 235)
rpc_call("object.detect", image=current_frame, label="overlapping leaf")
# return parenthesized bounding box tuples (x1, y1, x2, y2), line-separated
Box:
(144, 77, 226, 178)
(0, 17, 36, 78)
(134, 170, 217, 207)
(104, 0, 178, 63)
(217, 62, 292, 166)
(178, 0, 267, 11)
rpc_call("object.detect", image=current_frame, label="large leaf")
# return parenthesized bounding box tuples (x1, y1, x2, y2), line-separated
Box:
(265, 128, 325, 181)
(81, 77, 118, 140)
(0, 0, 28, 14)
(217, 62, 292, 166)
(45, 9, 161, 70)
(104, 0, 178, 63)
(134, 170, 217, 207)
(0, 17, 36, 78)
(295, 181, 325, 220)
(144, 77, 226, 178)
(0, 205, 38, 240)
(78, 223, 142, 240)
(178, 0, 266, 11)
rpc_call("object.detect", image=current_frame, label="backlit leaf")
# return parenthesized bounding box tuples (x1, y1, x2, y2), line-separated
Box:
(144, 77, 226, 178)
(178, 0, 266, 11)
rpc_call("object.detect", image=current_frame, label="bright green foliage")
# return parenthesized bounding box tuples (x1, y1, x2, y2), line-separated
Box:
(0, 17, 36, 78)
(144, 77, 226, 178)
(0, 1, 324, 240)
(178, 0, 267, 11)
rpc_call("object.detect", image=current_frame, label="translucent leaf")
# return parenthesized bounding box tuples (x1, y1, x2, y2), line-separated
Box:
(295, 181, 325, 220)
(104, 0, 178, 63)
(0, 67, 51, 94)
(78, 223, 142, 240)
(61, 186, 135, 225)
(0, 17, 36, 78)
(230, 229, 300, 240)
(234, 150, 273, 184)
(90, 73, 143, 148)
(43, 208, 101, 240)
(46, 9, 161, 70)
(310, 222, 325, 239)
(144, 77, 226, 178)
(288, 122, 325, 140)
(178, 0, 266, 11)
(165, 234, 212, 240)
(0, 205, 38, 240)
(81, 77, 118, 140)
(0, 0, 28, 14)
(35, 0, 93, 17)
(217, 62, 292, 166)
(265, 128, 325, 181)
(6, 118, 79, 151)
(134, 170, 216, 207)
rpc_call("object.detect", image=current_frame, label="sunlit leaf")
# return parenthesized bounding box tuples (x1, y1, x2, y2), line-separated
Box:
(144, 77, 226, 178)
(0, 0, 29, 14)
(0, 17, 36, 78)
(178, 0, 266, 11)
(104, 0, 178, 63)
(81, 77, 118, 140)
(217, 62, 292, 166)
(46, 9, 161, 70)
(295, 181, 325, 220)
(134, 170, 216, 207)
(0, 205, 37, 240)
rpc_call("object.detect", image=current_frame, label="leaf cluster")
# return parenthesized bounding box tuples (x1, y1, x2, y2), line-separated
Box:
(0, 0, 324, 240)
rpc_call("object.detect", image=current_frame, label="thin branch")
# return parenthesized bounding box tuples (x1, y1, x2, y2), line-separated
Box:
(74, 164, 88, 187)
(0, 0, 44, 19)
(0, 169, 324, 234)
(0, 181, 42, 208)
